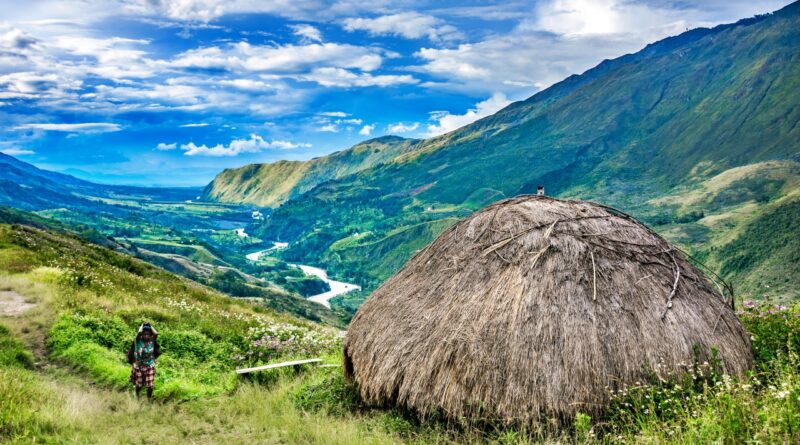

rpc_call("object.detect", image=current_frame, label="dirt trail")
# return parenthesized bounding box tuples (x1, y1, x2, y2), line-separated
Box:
(0, 290, 36, 316)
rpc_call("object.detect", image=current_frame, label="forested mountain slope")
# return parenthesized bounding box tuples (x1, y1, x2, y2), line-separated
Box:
(202, 136, 418, 207)
(248, 2, 800, 304)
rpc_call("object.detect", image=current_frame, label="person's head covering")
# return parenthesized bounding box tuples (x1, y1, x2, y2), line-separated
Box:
(137, 321, 158, 336)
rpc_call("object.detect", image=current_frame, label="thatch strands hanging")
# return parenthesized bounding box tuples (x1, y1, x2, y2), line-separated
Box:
(343, 196, 753, 425)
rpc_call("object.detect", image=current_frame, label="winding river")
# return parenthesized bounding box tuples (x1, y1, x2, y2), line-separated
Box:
(245, 241, 360, 309)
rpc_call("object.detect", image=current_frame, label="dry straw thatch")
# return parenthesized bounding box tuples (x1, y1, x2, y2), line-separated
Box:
(344, 195, 753, 424)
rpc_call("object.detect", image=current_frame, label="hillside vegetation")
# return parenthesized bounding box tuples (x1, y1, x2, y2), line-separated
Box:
(202, 136, 418, 207)
(3, 217, 800, 443)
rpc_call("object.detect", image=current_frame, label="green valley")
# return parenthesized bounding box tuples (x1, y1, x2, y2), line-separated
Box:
(193, 4, 800, 312)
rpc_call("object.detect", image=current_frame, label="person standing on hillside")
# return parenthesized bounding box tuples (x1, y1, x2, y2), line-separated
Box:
(127, 322, 161, 399)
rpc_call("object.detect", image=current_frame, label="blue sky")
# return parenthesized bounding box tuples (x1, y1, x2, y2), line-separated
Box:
(0, 0, 791, 186)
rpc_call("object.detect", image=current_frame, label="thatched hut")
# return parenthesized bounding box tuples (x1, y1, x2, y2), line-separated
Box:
(343, 196, 753, 424)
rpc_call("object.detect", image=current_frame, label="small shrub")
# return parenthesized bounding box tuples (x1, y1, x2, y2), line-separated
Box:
(158, 330, 215, 362)
(739, 301, 800, 371)
(292, 372, 362, 416)
(573, 412, 592, 442)
(0, 324, 34, 369)
(49, 313, 132, 354)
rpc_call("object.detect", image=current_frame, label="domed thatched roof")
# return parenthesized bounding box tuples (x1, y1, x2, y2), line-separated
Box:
(344, 196, 753, 424)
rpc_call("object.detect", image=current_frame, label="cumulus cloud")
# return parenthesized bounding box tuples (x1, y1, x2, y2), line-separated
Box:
(156, 142, 177, 150)
(126, 0, 390, 22)
(0, 72, 75, 100)
(317, 123, 338, 132)
(51, 36, 155, 80)
(290, 24, 323, 42)
(342, 12, 462, 41)
(169, 41, 383, 73)
(359, 124, 375, 136)
(426, 93, 512, 136)
(90, 77, 306, 116)
(534, 0, 685, 37)
(319, 111, 348, 117)
(412, 0, 785, 95)
(413, 31, 646, 94)
(387, 122, 419, 134)
(181, 134, 310, 156)
(0, 28, 38, 49)
(15, 123, 122, 133)
(129, 0, 228, 22)
(299, 67, 418, 87)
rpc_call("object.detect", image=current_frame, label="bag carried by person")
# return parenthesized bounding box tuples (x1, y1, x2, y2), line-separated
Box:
(126, 341, 135, 364)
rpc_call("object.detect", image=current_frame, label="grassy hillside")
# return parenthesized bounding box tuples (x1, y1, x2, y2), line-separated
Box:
(646, 161, 800, 300)
(202, 136, 418, 207)
(4, 217, 800, 443)
(249, 4, 800, 309)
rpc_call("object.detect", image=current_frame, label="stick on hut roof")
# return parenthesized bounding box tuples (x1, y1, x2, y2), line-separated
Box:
(343, 195, 753, 425)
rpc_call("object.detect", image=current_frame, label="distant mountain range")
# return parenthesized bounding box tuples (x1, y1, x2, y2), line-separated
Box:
(0, 152, 200, 212)
(201, 2, 800, 304)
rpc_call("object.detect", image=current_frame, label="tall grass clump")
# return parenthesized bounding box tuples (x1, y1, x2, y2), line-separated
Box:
(0, 323, 34, 369)
(592, 300, 800, 443)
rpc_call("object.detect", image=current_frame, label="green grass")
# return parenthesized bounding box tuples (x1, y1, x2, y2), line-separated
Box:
(0, 323, 34, 368)
(3, 219, 800, 443)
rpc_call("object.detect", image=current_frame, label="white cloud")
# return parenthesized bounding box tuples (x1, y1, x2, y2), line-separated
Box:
(290, 24, 323, 42)
(130, 0, 227, 22)
(169, 41, 383, 73)
(413, 31, 643, 94)
(179, 123, 209, 127)
(181, 134, 310, 156)
(342, 12, 462, 41)
(15, 123, 122, 133)
(91, 78, 307, 116)
(1, 148, 35, 156)
(426, 93, 512, 136)
(317, 123, 338, 132)
(387, 122, 419, 134)
(412, 0, 789, 95)
(534, 0, 685, 37)
(51, 36, 155, 80)
(416, 45, 491, 79)
(359, 124, 375, 136)
(125, 0, 392, 22)
(156, 142, 177, 150)
(219, 79, 275, 91)
(299, 67, 417, 87)
(319, 111, 348, 117)
(0, 28, 38, 49)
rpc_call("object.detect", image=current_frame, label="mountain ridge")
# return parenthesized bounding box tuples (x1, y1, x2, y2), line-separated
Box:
(202, 3, 797, 212)
(201, 135, 419, 207)
(240, 2, 800, 305)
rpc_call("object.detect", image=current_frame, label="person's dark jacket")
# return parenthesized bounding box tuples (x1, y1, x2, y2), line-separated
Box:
(126, 336, 161, 365)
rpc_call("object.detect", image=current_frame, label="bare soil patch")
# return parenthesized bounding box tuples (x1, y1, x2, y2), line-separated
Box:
(0, 290, 36, 316)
